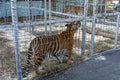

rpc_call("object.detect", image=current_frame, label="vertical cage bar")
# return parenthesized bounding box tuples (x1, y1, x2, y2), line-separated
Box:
(27, 0, 34, 33)
(26, 0, 30, 32)
(49, 0, 52, 34)
(114, 13, 120, 49)
(104, 0, 107, 17)
(30, 0, 34, 33)
(81, 0, 88, 60)
(10, 0, 22, 80)
(28, 0, 31, 22)
(44, 0, 48, 35)
(90, 0, 97, 57)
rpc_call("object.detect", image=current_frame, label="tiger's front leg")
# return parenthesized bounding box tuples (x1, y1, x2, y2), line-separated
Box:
(67, 49, 74, 64)
(67, 43, 74, 64)
(65, 39, 74, 64)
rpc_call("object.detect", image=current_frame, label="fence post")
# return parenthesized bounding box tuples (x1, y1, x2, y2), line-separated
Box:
(44, 0, 48, 35)
(90, 0, 97, 57)
(114, 13, 120, 49)
(27, 0, 34, 33)
(49, 0, 52, 34)
(10, 0, 23, 80)
(26, 0, 30, 32)
(81, 0, 88, 60)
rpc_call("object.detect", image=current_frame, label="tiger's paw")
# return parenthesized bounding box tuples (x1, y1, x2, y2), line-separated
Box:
(23, 71, 36, 80)
(39, 66, 45, 73)
(67, 59, 73, 64)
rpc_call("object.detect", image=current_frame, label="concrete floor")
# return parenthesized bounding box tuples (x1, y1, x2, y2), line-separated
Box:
(35, 49, 120, 80)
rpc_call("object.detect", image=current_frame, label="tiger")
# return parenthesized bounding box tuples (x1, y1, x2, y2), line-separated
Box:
(25, 20, 81, 78)
(64, 6, 84, 15)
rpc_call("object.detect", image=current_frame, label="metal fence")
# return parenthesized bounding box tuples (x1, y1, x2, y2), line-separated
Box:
(0, 0, 120, 80)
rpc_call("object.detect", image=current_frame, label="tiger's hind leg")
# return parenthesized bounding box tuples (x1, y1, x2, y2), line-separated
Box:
(23, 56, 45, 80)
(55, 56, 63, 63)
(34, 55, 45, 75)
(54, 50, 67, 63)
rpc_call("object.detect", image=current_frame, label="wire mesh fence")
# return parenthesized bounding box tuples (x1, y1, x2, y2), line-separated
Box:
(0, 0, 120, 80)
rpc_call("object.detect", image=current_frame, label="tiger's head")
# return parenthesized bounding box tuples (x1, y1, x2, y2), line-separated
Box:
(65, 20, 81, 32)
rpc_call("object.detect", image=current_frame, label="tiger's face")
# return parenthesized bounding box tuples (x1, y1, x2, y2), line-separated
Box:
(65, 20, 81, 32)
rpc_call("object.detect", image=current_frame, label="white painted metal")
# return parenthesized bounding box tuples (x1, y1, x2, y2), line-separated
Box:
(10, 0, 22, 80)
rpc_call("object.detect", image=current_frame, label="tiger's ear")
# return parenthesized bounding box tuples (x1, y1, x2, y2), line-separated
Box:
(65, 23, 71, 29)
(65, 23, 69, 27)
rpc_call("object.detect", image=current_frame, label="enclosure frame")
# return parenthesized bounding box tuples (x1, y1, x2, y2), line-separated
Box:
(0, 0, 120, 80)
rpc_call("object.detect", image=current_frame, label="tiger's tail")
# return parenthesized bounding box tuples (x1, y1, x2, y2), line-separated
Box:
(24, 46, 33, 77)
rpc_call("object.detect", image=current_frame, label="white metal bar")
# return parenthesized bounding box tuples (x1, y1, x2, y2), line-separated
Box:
(26, 0, 30, 32)
(81, 0, 88, 60)
(90, 0, 97, 57)
(44, 0, 47, 35)
(49, 0, 52, 34)
(20, 17, 83, 25)
(96, 12, 119, 17)
(0, 25, 12, 29)
(95, 19, 118, 26)
(27, 0, 31, 22)
(0, 18, 83, 29)
(114, 13, 120, 49)
(1, 16, 120, 29)
(105, 0, 107, 15)
(10, 0, 22, 80)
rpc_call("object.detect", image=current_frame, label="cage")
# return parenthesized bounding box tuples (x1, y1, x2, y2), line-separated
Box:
(0, 0, 120, 80)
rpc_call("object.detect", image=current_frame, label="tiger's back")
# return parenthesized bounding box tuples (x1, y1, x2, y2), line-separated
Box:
(29, 34, 70, 56)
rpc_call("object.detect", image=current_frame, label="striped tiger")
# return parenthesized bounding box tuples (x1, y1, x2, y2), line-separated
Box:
(25, 20, 81, 77)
